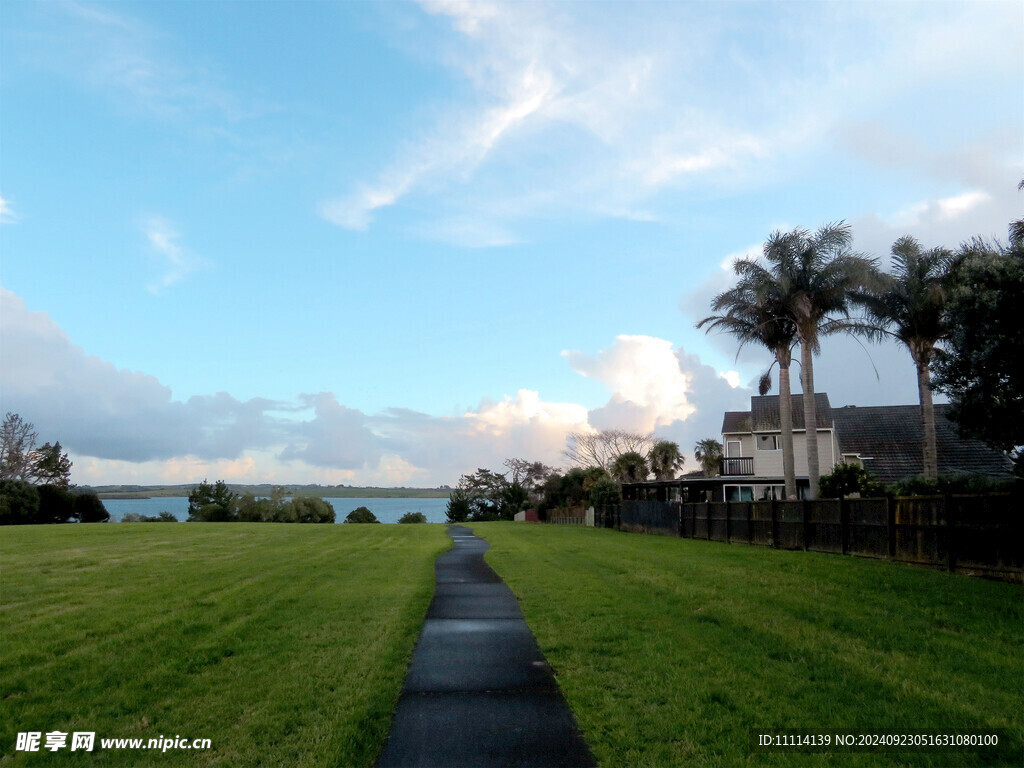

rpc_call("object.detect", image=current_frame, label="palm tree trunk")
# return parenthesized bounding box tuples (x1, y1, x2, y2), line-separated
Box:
(801, 342, 820, 499)
(917, 360, 938, 480)
(778, 361, 797, 499)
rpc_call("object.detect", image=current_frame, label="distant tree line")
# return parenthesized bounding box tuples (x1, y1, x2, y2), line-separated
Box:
(447, 439, 694, 523)
(187, 480, 335, 523)
(0, 413, 109, 525)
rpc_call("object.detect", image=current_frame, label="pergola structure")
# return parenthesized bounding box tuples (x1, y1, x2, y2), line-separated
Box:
(621, 477, 732, 503)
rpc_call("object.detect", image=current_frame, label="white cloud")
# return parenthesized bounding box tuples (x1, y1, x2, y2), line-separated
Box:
(937, 190, 992, 220)
(318, 1, 1021, 245)
(720, 370, 741, 389)
(563, 335, 697, 432)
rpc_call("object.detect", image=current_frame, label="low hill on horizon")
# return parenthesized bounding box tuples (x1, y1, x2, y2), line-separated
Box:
(83, 483, 452, 500)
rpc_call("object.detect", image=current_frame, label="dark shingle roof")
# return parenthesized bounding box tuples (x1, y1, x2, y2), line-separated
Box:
(721, 394, 832, 434)
(832, 404, 1014, 484)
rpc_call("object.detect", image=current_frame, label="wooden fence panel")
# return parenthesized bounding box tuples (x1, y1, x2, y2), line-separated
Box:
(894, 496, 947, 565)
(775, 501, 804, 549)
(620, 499, 679, 535)
(729, 502, 751, 543)
(693, 504, 710, 539)
(603, 494, 1020, 581)
(846, 498, 889, 559)
(750, 501, 774, 546)
(948, 495, 1023, 578)
(708, 502, 729, 542)
(806, 499, 842, 553)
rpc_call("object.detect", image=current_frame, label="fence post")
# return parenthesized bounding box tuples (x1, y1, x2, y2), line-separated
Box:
(725, 500, 731, 544)
(840, 496, 849, 556)
(706, 502, 712, 541)
(945, 494, 957, 573)
(748, 500, 754, 544)
(802, 500, 811, 551)
(887, 496, 896, 560)
(771, 497, 779, 548)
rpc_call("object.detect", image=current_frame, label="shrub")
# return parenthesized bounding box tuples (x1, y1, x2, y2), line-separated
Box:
(0, 480, 40, 525)
(74, 493, 110, 523)
(445, 490, 471, 523)
(122, 511, 178, 522)
(589, 477, 621, 509)
(345, 506, 379, 524)
(36, 484, 75, 524)
(888, 473, 1019, 496)
(819, 464, 884, 498)
(398, 511, 427, 524)
(293, 496, 335, 523)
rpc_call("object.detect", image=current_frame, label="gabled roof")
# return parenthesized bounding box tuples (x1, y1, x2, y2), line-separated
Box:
(832, 404, 1013, 484)
(721, 394, 832, 434)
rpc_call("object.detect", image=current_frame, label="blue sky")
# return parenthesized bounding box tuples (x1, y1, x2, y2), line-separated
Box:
(2, 0, 1021, 486)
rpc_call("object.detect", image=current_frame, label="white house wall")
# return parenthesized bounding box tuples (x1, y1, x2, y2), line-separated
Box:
(741, 429, 838, 478)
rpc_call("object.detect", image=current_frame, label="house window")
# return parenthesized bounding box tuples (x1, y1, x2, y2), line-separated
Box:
(756, 435, 780, 451)
(726, 440, 741, 457)
(757, 485, 785, 500)
(725, 485, 754, 501)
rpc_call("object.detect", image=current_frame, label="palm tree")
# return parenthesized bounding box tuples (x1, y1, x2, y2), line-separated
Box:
(698, 270, 800, 499)
(610, 451, 649, 484)
(755, 223, 877, 498)
(648, 440, 684, 481)
(853, 236, 951, 480)
(693, 438, 723, 478)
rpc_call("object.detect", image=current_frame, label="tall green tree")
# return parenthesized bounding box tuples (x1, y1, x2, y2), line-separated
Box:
(648, 440, 684, 481)
(693, 438, 724, 479)
(698, 264, 800, 498)
(853, 236, 952, 479)
(931, 236, 1024, 466)
(187, 479, 237, 522)
(0, 413, 72, 487)
(610, 451, 649, 484)
(755, 223, 876, 498)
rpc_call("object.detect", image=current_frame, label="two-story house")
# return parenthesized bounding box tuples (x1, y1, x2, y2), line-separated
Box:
(719, 394, 1013, 500)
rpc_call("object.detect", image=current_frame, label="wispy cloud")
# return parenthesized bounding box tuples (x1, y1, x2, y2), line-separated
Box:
(143, 217, 204, 293)
(320, 1, 1021, 245)
(0, 195, 17, 224)
(30, 1, 267, 126)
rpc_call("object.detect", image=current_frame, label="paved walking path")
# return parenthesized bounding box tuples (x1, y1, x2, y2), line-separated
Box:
(375, 526, 596, 768)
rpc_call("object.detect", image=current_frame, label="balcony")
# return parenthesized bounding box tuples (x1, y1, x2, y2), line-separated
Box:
(720, 456, 754, 476)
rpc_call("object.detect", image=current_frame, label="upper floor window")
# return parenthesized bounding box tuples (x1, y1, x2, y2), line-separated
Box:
(756, 434, 780, 451)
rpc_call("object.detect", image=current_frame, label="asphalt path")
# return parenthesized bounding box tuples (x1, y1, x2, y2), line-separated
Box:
(374, 525, 596, 768)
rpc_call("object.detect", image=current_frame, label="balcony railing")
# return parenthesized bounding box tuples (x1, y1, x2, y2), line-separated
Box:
(720, 456, 754, 476)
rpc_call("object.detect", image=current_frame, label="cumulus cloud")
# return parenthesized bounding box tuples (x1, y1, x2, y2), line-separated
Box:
(0, 287, 796, 485)
(0, 288, 281, 463)
(562, 335, 753, 465)
(564, 335, 695, 432)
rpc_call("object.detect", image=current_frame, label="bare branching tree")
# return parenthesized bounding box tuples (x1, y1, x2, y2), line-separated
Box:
(564, 429, 655, 471)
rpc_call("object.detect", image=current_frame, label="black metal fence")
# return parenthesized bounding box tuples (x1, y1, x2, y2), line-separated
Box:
(595, 495, 1022, 581)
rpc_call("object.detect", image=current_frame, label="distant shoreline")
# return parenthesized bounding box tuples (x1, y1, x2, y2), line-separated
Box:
(86, 484, 452, 500)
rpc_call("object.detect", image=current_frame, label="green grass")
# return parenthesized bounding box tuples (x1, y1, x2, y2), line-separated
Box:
(0, 523, 449, 767)
(473, 523, 1023, 767)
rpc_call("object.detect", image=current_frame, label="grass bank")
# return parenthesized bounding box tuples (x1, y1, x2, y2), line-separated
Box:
(1, 523, 449, 767)
(474, 523, 1023, 767)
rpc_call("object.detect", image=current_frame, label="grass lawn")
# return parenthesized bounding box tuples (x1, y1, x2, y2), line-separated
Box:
(473, 523, 1023, 767)
(0, 523, 450, 767)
